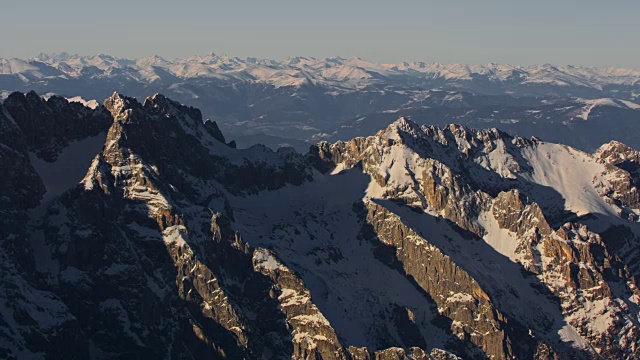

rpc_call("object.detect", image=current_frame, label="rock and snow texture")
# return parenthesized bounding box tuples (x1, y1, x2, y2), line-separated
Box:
(2, 91, 640, 359)
(313, 117, 640, 358)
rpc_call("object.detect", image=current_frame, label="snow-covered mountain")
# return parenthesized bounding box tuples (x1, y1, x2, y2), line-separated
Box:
(1, 53, 640, 154)
(2, 53, 637, 92)
(2, 91, 640, 359)
(1, 53, 639, 154)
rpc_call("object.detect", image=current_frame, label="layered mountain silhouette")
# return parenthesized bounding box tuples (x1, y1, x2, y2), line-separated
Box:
(1, 54, 639, 153)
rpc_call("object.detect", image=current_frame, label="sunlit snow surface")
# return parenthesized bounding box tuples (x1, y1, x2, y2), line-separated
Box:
(234, 169, 449, 350)
(519, 142, 617, 217)
(66, 96, 100, 109)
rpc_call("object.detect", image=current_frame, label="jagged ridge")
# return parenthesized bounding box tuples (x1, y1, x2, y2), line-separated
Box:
(1, 92, 640, 359)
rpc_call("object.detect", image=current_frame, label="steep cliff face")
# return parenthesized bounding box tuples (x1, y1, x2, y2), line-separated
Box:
(1, 92, 640, 359)
(2, 90, 111, 161)
(594, 141, 640, 215)
(312, 118, 640, 359)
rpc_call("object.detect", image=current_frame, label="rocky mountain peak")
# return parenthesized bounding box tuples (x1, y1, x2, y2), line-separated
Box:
(3, 90, 43, 109)
(144, 93, 206, 130)
(595, 140, 640, 165)
(385, 116, 422, 134)
(103, 92, 142, 123)
(101, 92, 228, 145)
(1, 90, 111, 161)
(2, 92, 640, 359)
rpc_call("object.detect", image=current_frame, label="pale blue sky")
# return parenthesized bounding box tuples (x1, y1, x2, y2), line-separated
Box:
(2, 0, 639, 68)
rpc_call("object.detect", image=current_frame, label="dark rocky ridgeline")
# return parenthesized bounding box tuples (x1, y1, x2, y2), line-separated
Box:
(2, 91, 640, 359)
(0, 94, 105, 359)
(2, 91, 112, 161)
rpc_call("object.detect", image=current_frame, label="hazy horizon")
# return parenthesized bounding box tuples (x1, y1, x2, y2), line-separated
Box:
(3, 0, 640, 69)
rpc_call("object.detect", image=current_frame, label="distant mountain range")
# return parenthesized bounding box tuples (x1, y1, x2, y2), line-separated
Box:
(3, 53, 640, 93)
(1, 53, 639, 152)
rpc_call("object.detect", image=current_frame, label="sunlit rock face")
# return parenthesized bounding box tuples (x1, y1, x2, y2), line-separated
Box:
(2, 92, 640, 359)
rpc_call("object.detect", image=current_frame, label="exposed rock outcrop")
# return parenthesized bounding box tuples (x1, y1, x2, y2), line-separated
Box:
(2, 92, 640, 359)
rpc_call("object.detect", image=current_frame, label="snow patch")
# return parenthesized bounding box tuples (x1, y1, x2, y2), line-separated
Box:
(66, 96, 100, 109)
(162, 225, 188, 247)
(252, 248, 288, 272)
(519, 143, 617, 217)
